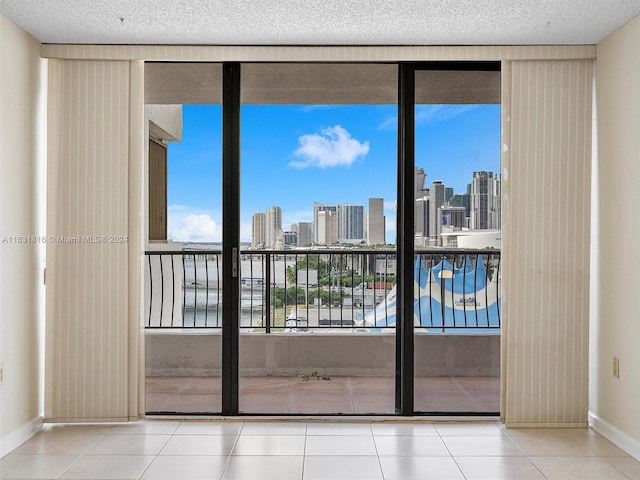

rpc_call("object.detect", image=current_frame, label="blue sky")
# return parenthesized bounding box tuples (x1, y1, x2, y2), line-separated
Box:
(167, 103, 500, 243)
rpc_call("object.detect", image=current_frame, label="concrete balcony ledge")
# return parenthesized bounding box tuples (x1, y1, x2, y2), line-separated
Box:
(145, 331, 499, 378)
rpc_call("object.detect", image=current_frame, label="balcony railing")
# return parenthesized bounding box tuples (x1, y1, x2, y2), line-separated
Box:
(144, 248, 500, 332)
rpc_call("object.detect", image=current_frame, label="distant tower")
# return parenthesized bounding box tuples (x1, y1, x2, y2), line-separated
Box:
(313, 203, 338, 243)
(415, 167, 428, 199)
(445, 187, 454, 204)
(429, 181, 445, 245)
(415, 197, 429, 246)
(338, 204, 365, 243)
(490, 175, 501, 229)
(317, 210, 338, 245)
(470, 172, 499, 230)
(440, 206, 467, 229)
(367, 198, 385, 245)
(265, 206, 282, 248)
(292, 221, 314, 246)
(283, 231, 298, 246)
(251, 212, 266, 248)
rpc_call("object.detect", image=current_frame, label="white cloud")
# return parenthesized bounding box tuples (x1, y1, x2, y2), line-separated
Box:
(168, 204, 190, 212)
(378, 116, 397, 131)
(378, 104, 479, 130)
(415, 104, 478, 124)
(289, 125, 369, 169)
(168, 207, 221, 243)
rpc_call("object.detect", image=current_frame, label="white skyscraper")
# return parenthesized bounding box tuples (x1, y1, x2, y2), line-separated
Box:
(251, 212, 265, 248)
(470, 171, 500, 230)
(367, 198, 385, 245)
(313, 203, 338, 243)
(265, 206, 282, 248)
(317, 210, 338, 245)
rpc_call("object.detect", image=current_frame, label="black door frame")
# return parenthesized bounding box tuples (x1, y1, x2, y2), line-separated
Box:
(219, 61, 500, 415)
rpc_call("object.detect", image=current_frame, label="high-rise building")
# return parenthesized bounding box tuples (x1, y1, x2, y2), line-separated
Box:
(313, 203, 338, 243)
(445, 187, 454, 204)
(265, 205, 282, 248)
(414, 197, 429, 246)
(449, 193, 471, 220)
(283, 231, 297, 246)
(338, 204, 364, 243)
(470, 171, 500, 230)
(490, 175, 501, 229)
(251, 212, 265, 248)
(317, 210, 338, 245)
(440, 206, 467, 229)
(292, 221, 314, 246)
(429, 181, 445, 245)
(415, 167, 428, 199)
(367, 197, 385, 245)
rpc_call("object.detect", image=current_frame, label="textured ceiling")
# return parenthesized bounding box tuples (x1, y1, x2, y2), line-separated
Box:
(1, 0, 640, 45)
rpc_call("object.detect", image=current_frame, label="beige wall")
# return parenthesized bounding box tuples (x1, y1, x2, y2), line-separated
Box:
(592, 15, 640, 457)
(0, 16, 45, 455)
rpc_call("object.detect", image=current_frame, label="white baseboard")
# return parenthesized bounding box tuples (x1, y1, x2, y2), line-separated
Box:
(1, 416, 42, 458)
(589, 411, 640, 461)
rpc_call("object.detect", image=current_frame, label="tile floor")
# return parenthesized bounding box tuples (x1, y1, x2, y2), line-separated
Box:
(146, 376, 500, 414)
(2, 419, 640, 479)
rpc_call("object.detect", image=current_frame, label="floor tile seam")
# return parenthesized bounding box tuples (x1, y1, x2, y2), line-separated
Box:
(301, 425, 309, 479)
(528, 454, 634, 459)
(448, 454, 472, 480)
(453, 454, 552, 480)
(369, 428, 387, 480)
(51, 451, 88, 480)
(10, 431, 105, 456)
(438, 433, 526, 458)
(506, 433, 603, 456)
(525, 455, 637, 480)
(599, 456, 638, 480)
(199, 424, 240, 480)
(570, 432, 627, 457)
(81, 430, 175, 480)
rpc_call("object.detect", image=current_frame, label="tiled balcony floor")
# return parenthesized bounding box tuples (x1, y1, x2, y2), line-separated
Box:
(146, 376, 500, 414)
(2, 419, 639, 480)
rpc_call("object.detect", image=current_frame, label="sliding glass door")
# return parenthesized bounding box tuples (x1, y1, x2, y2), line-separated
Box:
(142, 61, 502, 416)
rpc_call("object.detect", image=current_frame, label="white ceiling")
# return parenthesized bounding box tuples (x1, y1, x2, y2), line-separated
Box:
(1, 0, 640, 45)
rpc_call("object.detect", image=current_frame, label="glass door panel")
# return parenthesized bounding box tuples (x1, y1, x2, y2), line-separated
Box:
(144, 63, 223, 414)
(239, 63, 398, 414)
(412, 65, 502, 414)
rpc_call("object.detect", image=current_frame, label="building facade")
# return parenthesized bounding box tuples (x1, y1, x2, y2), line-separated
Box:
(367, 197, 386, 245)
(292, 221, 314, 246)
(338, 203, 364, 243)
(251, 212, 265, 248)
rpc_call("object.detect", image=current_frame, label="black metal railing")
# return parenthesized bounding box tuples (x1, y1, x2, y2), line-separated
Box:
(144, 248, 500, 331)
(413, 249, 500, 331)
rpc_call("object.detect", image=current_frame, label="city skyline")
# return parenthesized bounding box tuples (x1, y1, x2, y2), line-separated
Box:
(166, 104, 500, 243)
(249, 167, 500, 248)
